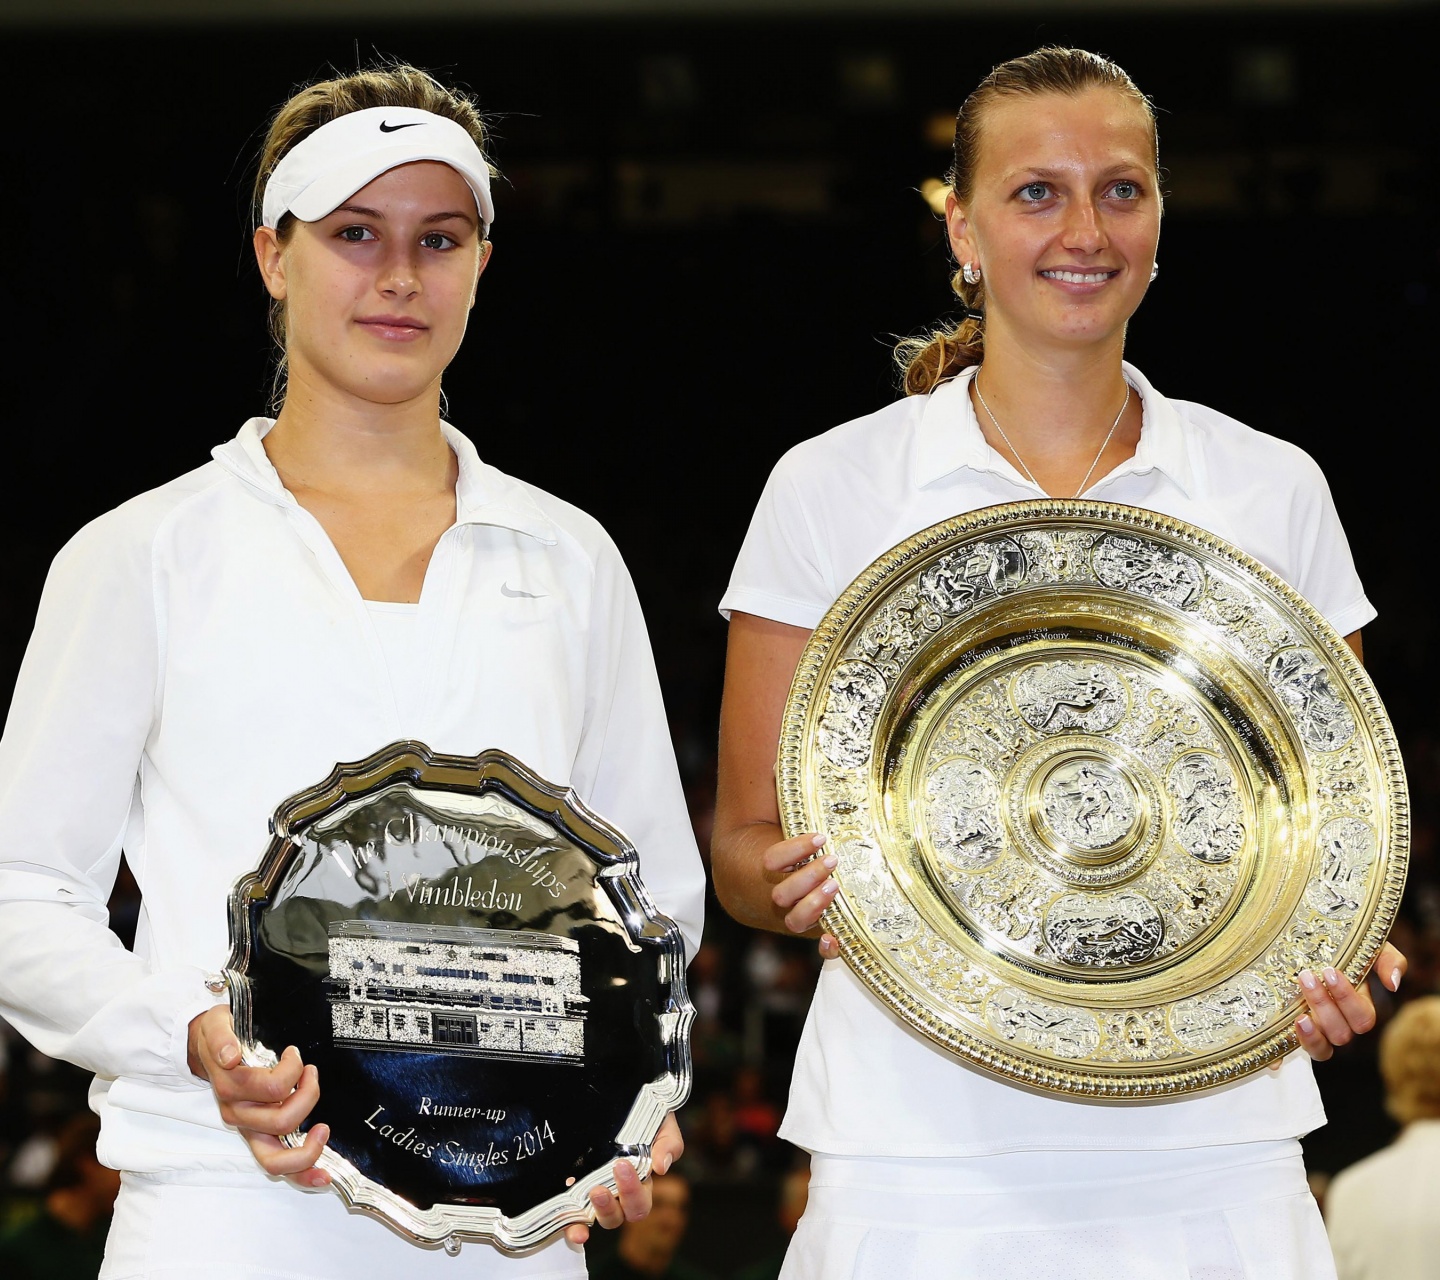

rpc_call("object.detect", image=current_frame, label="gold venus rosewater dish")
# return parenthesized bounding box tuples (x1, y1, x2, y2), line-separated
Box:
(778, 501, 1407, 1097)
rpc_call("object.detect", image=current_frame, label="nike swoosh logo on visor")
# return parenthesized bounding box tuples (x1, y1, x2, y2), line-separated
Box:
(379, 121, 425, 133)
(500, 583, 545, 599)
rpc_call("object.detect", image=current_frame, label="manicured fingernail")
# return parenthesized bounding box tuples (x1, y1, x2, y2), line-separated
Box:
(1392, 968, 1402, 989)
(812, 834, 827, 848)
(1299, 970, 1318, 991)
(821, 878, 837, 894)
(1323, 968, 1340, 987)
(217, 1043, 238, 1067)
(821, 854, 838, 869)
(314, 1124, 330, 1146)
(660, 1154, 672, 1173)
(1298, 1015, 1315, 1035)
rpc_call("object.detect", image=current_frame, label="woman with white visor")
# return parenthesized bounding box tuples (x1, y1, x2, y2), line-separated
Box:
(712, 46, 1403, 1280)
(0, 63, 703, 1279)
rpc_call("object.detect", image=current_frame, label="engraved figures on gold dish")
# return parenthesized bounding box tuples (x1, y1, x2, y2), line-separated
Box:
(778, 501, 1407, 1097)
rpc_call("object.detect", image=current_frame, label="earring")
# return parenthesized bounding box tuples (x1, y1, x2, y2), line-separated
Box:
(962, 262, 981, 285)
(1149, 261, 1159, 283)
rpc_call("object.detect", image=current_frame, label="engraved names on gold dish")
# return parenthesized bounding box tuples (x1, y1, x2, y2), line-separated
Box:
(778, 501, 1407, 1097)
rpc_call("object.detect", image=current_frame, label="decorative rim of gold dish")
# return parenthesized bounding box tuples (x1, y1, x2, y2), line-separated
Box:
(778, 500, 1408, 1097)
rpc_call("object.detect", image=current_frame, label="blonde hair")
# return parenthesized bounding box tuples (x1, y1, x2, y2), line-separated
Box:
(895, 47, 1158, 396)
(253, 61, 494, 402)
(1380, 996, 1440, 1125)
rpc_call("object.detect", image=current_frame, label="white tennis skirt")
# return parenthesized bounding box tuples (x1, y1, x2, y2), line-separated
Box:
(781, 1140, 1336, 1280)
(100, 1170, 588, 1280)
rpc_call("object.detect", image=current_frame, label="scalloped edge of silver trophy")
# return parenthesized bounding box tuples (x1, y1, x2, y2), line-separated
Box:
(223, 741, 694, 1253)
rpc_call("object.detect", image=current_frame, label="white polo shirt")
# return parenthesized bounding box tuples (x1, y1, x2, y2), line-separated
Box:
(721, 361, 1374, 1155)
(0, 419, 705, 1179)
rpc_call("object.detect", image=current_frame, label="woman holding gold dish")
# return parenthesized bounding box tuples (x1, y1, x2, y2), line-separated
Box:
(712, 46, 1403, 1280)
(0, 63, 703, 1279)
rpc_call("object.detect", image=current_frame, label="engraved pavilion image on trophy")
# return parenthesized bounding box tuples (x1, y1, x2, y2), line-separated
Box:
(779, 500, 1408, 1097)
(326, 922, 588, 1061)
(223, 744, 693, 1253)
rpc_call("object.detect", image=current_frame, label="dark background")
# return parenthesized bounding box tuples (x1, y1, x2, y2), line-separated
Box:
(1, 4, 1437, 1274)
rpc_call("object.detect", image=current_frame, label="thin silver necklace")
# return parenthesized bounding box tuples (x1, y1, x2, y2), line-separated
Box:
(973, 372, 1131, 499)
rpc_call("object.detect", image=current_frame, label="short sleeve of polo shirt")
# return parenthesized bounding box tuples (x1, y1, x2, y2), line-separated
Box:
(720, 445, 834, 629)
(1279, 455, 1374, 638)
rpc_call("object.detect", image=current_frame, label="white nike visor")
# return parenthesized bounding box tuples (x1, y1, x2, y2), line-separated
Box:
(261, 105, 495, 232)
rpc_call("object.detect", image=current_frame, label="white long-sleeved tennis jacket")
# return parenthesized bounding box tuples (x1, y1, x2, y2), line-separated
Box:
(0, 419, 705, 1178)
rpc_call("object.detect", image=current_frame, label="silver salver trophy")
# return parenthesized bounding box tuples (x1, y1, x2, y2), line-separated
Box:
(222, 743, 693, 1253)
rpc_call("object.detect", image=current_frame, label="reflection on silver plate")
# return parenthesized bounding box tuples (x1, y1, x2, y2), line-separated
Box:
(224, 743, 692, 1252)
(778, 501, 1408, 1097)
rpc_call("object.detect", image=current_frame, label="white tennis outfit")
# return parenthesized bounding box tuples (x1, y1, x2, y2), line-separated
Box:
(720, 362, 1374, 1279)
(0, 419, 706, 1279)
